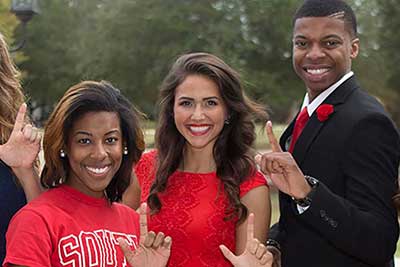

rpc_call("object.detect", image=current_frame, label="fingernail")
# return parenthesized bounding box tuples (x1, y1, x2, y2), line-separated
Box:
(267, 121, 272, 127)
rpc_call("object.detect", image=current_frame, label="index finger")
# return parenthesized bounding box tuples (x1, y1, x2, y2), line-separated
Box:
(265, 121, 282, 153)
(13, 103, 27, 133)
(246, 213, 255, 242)
(139, 202, 148, 243)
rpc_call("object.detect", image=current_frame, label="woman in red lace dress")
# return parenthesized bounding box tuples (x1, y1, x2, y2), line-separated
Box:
(124, 52, 271, 267)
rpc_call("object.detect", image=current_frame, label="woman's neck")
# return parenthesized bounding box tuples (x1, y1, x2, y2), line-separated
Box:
(180, 145, 216, 173)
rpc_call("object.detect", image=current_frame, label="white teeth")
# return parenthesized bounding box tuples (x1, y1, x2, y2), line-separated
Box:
(86, 166, 109, 174)
(307, 68, 328, 75)
(189, 126, 210, 133)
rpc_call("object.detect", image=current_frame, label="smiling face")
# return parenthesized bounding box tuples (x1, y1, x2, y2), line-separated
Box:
(173, 74, 228, 153)
(292, 16, 359, 101)
(65, 111, 123, 198)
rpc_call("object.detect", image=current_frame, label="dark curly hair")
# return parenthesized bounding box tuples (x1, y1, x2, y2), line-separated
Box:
(147, 52, 268, 223)
(41, 80, 145, 202)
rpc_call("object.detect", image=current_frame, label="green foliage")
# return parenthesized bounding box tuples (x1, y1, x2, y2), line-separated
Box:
(375, 0, 400, 126)
(2, 0, 399, 125)
(0, 0, 18, 40)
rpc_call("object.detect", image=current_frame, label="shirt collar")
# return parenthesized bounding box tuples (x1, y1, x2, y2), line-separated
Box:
(301, 71, 354, 116)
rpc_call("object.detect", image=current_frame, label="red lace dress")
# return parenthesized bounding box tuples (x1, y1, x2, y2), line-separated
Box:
(135, 150, 267, 267)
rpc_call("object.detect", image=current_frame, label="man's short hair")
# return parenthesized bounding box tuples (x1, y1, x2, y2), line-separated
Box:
(293, 0, 358, 38)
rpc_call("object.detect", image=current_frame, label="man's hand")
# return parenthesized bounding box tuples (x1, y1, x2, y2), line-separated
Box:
(220, 213, 274, 267)
(0, 103, 41, 169)
(118, 203, 172, 267)
(255, 121, 311, 199)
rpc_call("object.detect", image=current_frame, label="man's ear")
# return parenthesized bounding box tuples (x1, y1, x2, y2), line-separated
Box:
(350, 38, 360, 59)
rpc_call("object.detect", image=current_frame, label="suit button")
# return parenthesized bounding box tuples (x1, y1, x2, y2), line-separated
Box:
(320, 210, 326, 218)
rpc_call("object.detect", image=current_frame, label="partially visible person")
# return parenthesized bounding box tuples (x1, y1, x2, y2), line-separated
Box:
(123, 52, 271, 266)
(257, 0, 400, 266)
(3, 81, 171, 267)
(0, 32, 41, 264)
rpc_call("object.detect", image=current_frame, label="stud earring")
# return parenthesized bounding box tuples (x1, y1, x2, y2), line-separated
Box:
(123, 147, 128, 155)
(224, 118, 231, 125)
(60, 149, 66, 158)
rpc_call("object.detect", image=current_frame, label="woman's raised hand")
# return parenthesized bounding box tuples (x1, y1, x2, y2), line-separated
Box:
(118, 203, 172, 267)
(220, 213, 274, 267)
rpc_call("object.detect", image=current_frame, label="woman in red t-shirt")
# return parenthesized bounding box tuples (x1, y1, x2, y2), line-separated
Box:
(124, 53, 271, 267)
(4, 81, 171, 267)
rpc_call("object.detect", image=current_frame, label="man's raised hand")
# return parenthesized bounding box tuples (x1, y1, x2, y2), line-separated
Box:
(255, 121, 310, 200)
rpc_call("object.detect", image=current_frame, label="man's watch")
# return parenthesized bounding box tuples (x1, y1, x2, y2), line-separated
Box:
(292, 175, 319, 207)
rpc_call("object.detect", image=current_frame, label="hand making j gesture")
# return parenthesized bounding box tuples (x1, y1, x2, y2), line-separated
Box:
(219, 213, 273, 267)
(0, 103, 41, 169)
(255, 121, 311, 200)
(118, 203, 172, 267)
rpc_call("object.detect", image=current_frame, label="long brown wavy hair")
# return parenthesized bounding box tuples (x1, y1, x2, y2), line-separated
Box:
(41, 81, 145, 202)
(148, 52, 268, 222)
(0, 33, 25, 145)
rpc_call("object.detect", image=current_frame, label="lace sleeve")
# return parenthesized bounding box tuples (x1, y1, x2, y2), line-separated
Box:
(239, 170, 268, 198)
(134, 150, 157, 201)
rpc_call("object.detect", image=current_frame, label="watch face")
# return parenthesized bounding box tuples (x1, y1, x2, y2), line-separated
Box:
(292, 195, 311, 207)
(296, 197, 312, 207)
(305, 175, 319, 186)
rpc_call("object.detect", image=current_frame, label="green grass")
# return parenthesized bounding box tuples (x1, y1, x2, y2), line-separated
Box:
(270, 190, 280, 225)
(254, 123, 286, 150)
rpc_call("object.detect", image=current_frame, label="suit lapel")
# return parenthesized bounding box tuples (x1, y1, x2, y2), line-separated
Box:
(288, 76, 360, 165)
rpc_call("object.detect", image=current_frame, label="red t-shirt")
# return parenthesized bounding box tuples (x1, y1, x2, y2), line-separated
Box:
(3, 185, 140, 267)
(135, 150, 267, 267)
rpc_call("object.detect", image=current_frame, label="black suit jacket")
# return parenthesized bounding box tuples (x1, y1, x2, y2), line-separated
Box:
(269, 76, 400, 267)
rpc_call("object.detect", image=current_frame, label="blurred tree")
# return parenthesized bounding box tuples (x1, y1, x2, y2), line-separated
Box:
(350, 0, 396, 126)
(239, 0, 302, 122)
(6, 0, 399, 125)
(93, 0, 250, 117)
(18, 0, 102, 121)
(0, 0, 18, 41)
(375, 0, 400, 127)
(0, 0, 24, 64)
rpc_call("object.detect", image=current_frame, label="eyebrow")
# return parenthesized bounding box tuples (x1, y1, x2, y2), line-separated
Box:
(74, 129, 120, 136)
(178, 96, 220, 101)
(322, 34, 344, 40)
(293, 34, 343, 40)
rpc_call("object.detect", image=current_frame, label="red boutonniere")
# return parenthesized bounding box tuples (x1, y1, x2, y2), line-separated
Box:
(316, 104, 334, 122)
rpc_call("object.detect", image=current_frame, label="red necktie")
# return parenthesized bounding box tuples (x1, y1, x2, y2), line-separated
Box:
(289, 107, 309, 153)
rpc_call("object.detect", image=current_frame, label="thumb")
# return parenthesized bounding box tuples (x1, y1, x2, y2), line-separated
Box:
(219, 244, 237, 264)
(117, 238, 134, 262)
(255, 154, 262, 166)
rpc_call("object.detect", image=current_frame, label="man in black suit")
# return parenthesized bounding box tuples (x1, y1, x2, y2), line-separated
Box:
(256, 0, 400, 266)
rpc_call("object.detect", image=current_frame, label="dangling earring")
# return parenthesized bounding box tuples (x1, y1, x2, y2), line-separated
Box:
(60, 149, 66, 158)
(123, 147, 128, 155)
(224, 116, 231, 125)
